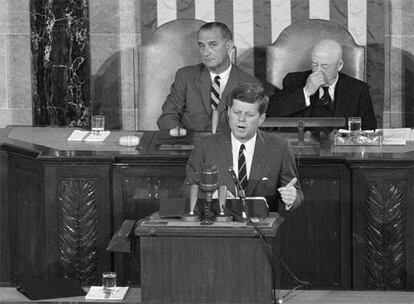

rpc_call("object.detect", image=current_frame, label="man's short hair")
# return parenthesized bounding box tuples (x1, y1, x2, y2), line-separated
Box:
(228, 83, 269, 114)
(198, 22, 233, 41)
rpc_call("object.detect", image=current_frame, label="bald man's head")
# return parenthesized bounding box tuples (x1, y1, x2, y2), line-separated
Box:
(311, 39, 344, 86)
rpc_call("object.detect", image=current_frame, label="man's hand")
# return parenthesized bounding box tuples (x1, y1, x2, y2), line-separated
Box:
(278, 177, 297, 209)
(304, 70, 327, 96)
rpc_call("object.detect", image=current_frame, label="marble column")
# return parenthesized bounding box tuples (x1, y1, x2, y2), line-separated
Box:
(31, 0, 90, 127)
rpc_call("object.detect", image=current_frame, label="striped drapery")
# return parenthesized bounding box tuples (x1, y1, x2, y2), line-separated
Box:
(140, 0, 386, 126)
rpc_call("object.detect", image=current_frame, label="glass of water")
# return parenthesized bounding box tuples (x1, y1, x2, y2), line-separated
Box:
(348, 117, 361, 132)
(102, 271, 117, 293)
(91, 115, 105, 135)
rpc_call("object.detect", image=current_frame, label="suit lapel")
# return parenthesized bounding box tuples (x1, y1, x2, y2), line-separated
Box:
(217, 65, 237, 112)
(334, 73, 352, 116)
(198, 66, 213, 115)
(246, 131, 268, 196)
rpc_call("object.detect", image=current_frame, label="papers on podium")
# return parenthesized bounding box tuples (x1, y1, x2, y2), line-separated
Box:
(85, 286, 129, 300)
(67, 130, 111, 142)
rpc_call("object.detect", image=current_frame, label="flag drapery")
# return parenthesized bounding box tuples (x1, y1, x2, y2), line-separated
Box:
(140, 0, 386, 126)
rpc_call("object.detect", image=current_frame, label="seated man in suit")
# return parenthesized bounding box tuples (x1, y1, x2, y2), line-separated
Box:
(186, 83, 303, 212)
(157, 22, 261, 133)
(267, 39, 377, 130)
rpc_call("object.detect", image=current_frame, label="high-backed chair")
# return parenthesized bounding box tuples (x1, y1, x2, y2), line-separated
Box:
(138, 19, 206, 130)
(267, 19, 365, 90)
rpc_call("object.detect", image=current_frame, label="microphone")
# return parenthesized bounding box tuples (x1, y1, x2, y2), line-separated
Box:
(228, 167, 248, 219)
(228, 167, 246, 199)
(199, 163, 219, 225)
(200, 163, 219, 194)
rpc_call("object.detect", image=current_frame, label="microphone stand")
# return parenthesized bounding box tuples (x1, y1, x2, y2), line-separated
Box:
(228, 168, 249, 221)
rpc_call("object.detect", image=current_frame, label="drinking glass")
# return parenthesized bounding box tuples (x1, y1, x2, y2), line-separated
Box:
(348, 117, 361, 132)
(91, 115, 105, 135)
(102, 271, 117, 293)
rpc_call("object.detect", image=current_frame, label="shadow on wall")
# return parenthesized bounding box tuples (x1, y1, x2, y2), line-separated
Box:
(253, 45, 275, 98)
(366, 43, 385, 128)
(402, 49, 414, 128)
(91, 51, 123, 130)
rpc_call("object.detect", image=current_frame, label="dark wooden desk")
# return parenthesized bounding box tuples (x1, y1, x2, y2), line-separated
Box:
(0, 127, 413, 291)
(136, 213, 283, 304)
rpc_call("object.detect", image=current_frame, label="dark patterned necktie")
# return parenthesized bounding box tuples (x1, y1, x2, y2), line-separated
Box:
(238, 144, 248, 194)
(320, 86, 332, 106)
(211, 75, 220, 133)
(211, 75, 220, 109)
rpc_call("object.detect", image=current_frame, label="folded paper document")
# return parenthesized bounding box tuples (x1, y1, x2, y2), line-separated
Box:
(67, 130, 111, 142)
(85, 286, 129, 300)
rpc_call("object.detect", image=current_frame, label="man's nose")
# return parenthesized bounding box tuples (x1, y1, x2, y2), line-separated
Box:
(238, 113, 246, 121)
(201, 46, 211, 56)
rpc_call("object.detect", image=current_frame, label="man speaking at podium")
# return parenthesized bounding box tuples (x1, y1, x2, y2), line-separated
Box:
(186, 83, 303, 211)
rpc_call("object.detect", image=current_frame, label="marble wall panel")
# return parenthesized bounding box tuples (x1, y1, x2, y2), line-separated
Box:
(6, 0, 28, 11)
(89, 0, 119, 34)
(389, 36, 403, 128)
(31, 0, 90, 127)
(402, 35, 414, 127)
(7, 9, 30, 34)
(9, 108, 32, 125)
(402, 0, 414, 36)
(0, 110, 11, 126)
(0, 34, 6, 109)
(7, 34, 31, 111)
(0, 10, 7, 33)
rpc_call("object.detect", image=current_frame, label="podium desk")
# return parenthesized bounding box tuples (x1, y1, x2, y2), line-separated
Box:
(2, 127, 414, 290)
(135, 212, 284, 304)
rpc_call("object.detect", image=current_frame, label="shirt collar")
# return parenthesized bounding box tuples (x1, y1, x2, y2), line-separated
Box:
(230, 132, 257, 152)
(209, 64, 232, 83)
(320, 73, 339, 99)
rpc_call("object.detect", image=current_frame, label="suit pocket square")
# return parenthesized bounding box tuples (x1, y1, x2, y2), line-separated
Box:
(261, 177, 269, 181)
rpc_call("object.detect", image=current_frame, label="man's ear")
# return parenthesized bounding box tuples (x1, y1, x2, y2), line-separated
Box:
(337, 59, 344, 72)
(226, 40, 234, 56)
(258, 113, 266, 126)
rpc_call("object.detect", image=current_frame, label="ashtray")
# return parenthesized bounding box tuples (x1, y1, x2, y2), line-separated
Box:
(333, 129, 383, 146)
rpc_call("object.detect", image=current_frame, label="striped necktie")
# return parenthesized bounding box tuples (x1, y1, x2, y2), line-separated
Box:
(238, 144, 248, 194)
(211, 75, 220, 133)
(211, 75, 220, 109)
(320, 86, 332, 106)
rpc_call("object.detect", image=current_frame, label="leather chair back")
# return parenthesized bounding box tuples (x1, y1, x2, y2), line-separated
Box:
(267, 19, 365, 89)
(138, 19, 206, 130)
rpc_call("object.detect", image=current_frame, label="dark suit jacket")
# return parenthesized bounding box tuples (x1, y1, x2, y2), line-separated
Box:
(157, 63, 261, 132)
(186, 130, 303, 211)
(267, 71, 377, 130)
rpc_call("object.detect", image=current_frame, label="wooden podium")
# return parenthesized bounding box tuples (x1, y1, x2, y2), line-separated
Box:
(135, 212, 284, 304)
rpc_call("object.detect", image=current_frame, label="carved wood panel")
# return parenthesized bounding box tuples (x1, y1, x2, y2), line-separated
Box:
(279, 164, 351, 289)
(58, 178, 98, 286)
(365, 181, 405, 289)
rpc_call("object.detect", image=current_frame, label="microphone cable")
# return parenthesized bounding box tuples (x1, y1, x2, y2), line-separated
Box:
(223, 206, 280, 303)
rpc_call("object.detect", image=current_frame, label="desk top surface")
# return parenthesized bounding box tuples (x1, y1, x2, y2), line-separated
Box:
(1, 287, 413, 303)
(135, 212, 283, 238)
(1, 126, 414, 162)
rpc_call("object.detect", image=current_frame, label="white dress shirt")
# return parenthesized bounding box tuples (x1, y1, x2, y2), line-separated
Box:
(303, 74, 339, 107)
(209, 64, 232, 97)
(231, 133, 257, 180)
